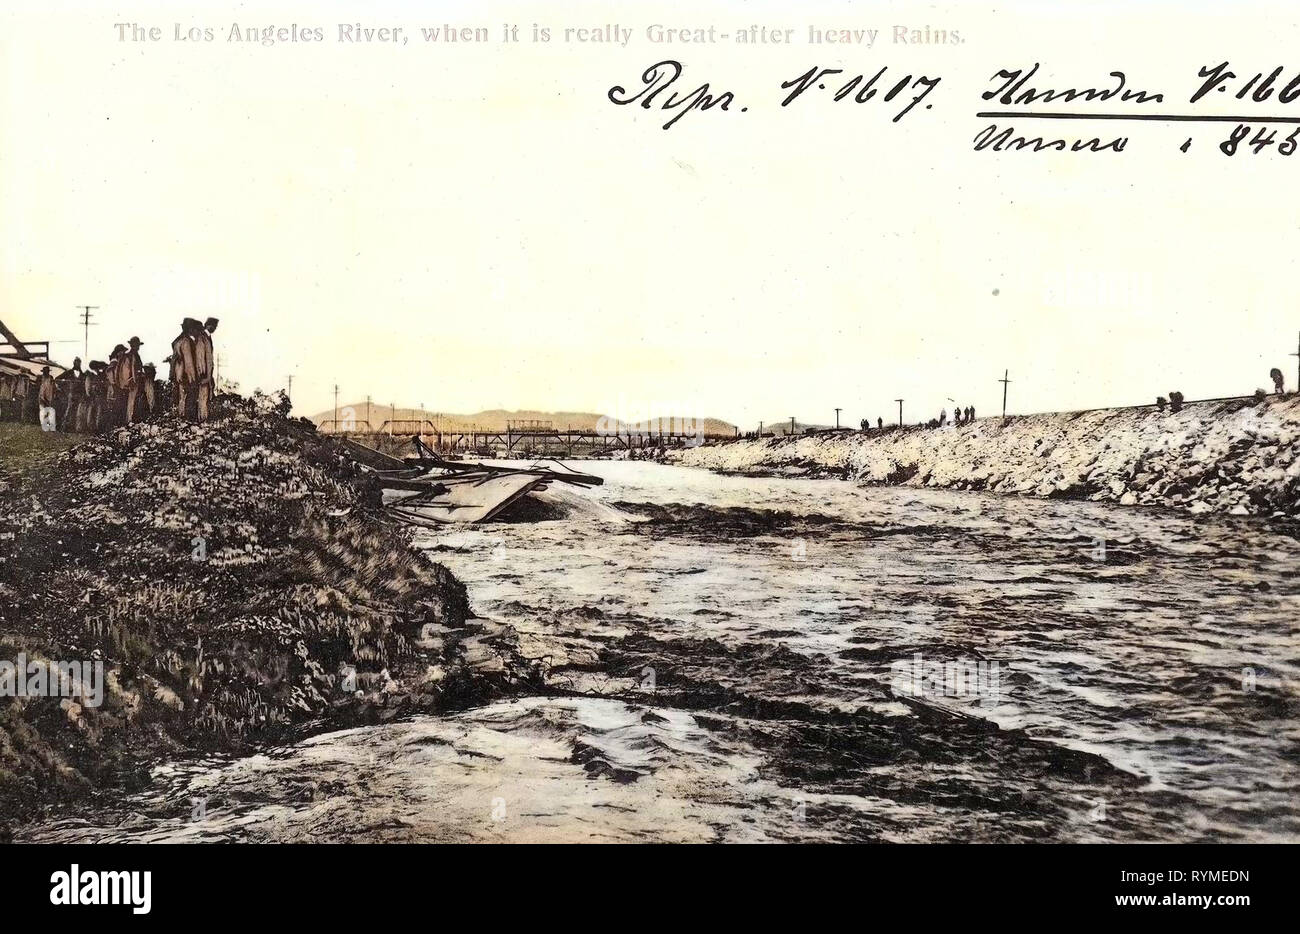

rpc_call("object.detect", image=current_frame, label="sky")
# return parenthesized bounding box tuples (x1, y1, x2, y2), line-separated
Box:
(2, 0, 1297, 428)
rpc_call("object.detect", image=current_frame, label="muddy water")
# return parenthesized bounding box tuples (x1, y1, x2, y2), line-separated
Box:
(28, 463, 1300, 843)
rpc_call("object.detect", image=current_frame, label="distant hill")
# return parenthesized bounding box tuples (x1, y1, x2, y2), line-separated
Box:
(751, 418, 836, 436)
(308, 403, 737, 437)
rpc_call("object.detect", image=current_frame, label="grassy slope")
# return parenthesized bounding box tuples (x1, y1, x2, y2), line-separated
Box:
(0, 424, 87, 482)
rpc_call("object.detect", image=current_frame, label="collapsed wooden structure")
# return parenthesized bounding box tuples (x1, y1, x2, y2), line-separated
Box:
(343, 436, 603, 525)
(0, 316, 67, 387)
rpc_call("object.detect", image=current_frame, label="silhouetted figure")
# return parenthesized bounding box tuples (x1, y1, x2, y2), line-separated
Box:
(1156, 396, 1167, 411)
(37, 366, 57, 432)
(171, 319, 200, 417)
(1169, 391, 1184, 413)
(142, 363, 157, 417)
(58, 357, 84, 432)
(79, 364, 96, 431)
(0, 372, 15, 420)
(123, 337, 145, 425)
(87, 361, 109, 431)
(195, 317, 219, 421)
(1270, 367, 1285, 395)
(105, 344, 127, 428)
(877, 417, 883, 430)
(21, 372, 37, 423)
(966, 406, 974, 422)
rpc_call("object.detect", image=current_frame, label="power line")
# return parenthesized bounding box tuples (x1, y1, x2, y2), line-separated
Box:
(75, 305, 98, 360)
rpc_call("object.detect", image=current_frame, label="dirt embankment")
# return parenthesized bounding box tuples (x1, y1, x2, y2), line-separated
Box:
(675, 396, 1300, 517)
(0, 393, 542, 830)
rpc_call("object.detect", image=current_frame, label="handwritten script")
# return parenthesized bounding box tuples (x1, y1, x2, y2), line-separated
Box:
(608, 60, 1300, 157)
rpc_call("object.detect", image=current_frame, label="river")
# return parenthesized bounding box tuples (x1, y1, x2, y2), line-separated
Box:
(26, 462, 1299, 843)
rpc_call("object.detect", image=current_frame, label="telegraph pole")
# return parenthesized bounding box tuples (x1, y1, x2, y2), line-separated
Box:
(286, 374, 294, 398)
(366, 395, 372, 431)
(895, 399, 904, 427)
(333, 384, 339, 433)
(1290, 331, 1300, 394)
(759, 421, 763, 437)
(999, 369, 1012, 418)
(834, 407, 842, 430)
(75, 305, 98, 360)
(789, 416, 796, 436)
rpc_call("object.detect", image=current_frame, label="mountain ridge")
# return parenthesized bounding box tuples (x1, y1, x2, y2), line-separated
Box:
(308, 403, 737, 436)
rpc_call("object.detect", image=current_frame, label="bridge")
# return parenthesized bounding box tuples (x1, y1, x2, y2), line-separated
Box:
(317, 418, 736, 456)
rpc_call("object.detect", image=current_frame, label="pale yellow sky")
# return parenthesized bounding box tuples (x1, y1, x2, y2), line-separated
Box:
(2, 0, 1296, 426)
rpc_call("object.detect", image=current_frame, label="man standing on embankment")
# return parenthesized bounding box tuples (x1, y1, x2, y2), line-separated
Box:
(170, 319, 198, 417)
(36, 366, 56, 432)
(194, 317, 218, 422)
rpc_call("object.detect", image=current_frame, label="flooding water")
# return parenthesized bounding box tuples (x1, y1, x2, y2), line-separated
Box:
(27, 462, 1300, 843)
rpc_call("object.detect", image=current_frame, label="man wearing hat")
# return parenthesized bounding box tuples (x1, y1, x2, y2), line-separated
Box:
(85, 361, 108, 431)
(171, 319, 200, 418)
(194, 317, 219, 421)
(103, 345, 127, 428)
(37, 365, 57, 432)
(58, 357, 84, 432)
(122, 336, 146, 424)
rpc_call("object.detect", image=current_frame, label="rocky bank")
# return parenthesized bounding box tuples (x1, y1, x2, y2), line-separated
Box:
(675, 396, 1300, 518)
(0, 393, 542, 830)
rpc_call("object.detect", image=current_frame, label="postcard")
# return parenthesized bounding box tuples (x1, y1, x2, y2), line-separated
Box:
(0, 0, 1288, 912)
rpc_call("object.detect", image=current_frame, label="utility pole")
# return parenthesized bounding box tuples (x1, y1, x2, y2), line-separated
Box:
(390, 401, 395, 437)
(286, 374, 294, 398)
(366, 395, 372, 432)
(895, 399, 904, 427)
(759, 421, 763, 437)
(999, 369, 1012, 418)
(333, 384, 339, 433)
(834, 407, 842, 430)
(75, 305, 98, 360)
(789, 416, 796, 436)
(1290, 331, 1300, 394)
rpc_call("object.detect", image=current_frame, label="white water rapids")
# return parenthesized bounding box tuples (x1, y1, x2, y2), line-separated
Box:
(27, 462, 1299, 843)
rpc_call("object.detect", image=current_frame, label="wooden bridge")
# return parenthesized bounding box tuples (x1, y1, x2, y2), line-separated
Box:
(318, 418, 735, 456)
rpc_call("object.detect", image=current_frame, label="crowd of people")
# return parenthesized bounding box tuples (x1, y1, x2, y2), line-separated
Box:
(934, 405, 976, 429)
(0, 317, 219, 433)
